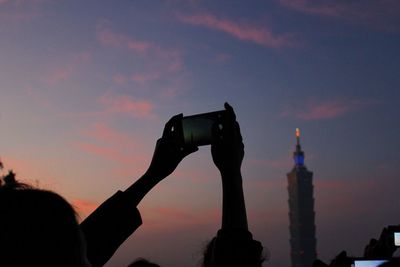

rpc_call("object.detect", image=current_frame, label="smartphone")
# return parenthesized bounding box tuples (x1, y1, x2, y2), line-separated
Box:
(351, 259, 387, 267)
(395, 232, 400, 247)
(181, 110, 226, 146)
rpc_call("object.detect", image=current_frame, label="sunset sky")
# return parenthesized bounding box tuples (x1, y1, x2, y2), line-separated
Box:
(1, 1, 400, 266)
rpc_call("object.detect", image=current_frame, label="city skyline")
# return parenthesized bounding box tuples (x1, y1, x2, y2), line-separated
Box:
(0, 1, 399, 266)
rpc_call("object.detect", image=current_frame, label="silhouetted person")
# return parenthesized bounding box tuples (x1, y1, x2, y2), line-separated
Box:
(80, 114, 198, 266)
(0, 103, 264, 267)
(0, 114, 197, 267)
(0, 171, 92, 267)
(364, 226, 398, 259)
(314, 226, 400, 267)
(202, 103, 264, 267)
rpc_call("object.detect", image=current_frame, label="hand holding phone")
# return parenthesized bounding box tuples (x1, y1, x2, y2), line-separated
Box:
(386, 226, 400, 247)
(146, 114, 198, 179)
(181, 110, 226, 146)
(210, 103, 244, 175)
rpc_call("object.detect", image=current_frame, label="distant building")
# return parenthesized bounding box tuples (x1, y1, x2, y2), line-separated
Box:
(287, 129, 317, 267)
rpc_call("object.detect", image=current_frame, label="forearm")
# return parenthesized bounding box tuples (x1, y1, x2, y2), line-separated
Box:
(124, 171, 163, 207)
(220, 170, 248, 230)
(81, 191, 143, 267)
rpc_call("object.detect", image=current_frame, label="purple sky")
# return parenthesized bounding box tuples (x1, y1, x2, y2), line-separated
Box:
(0, 1, 400, 266)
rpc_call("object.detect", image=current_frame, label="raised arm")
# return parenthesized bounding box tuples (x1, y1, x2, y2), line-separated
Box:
(211, 103, 248, 230)
(81, 114, 198, 267)
(204, 103, 264, 267)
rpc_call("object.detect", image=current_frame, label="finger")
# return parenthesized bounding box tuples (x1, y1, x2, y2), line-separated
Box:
(211, 121, 223, 144)
(223, 103, 238, 139)
(163, 113, 182, 138)
(224, 102, 236, 121)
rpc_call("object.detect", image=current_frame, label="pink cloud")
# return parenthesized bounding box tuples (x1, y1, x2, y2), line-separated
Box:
(155, 48, 184, 73)
(152, 207, 197, 222)
(74, 123, 150, 171)
(71, 198, 99, 219)
(24, 86, 54, 110)
(99, 92, 154, 118)
(97, 25, 185, 91)
(97, 26, 152, 54)
(278, 0, 347, 17)
(45, 52, 91, 85)
(155, 75, 189, 100)
(0, 0, 45, 22)
(172, 169, 214, 184)
(73, 142, 139, 165)
(141, 206, 220, 231)
(178, 13, 295, 48)
(215, 53, 232, 63)
(131, 72, 161, 84)
(0, 156, 60, 190)
(60, 93, 156, 120)
(314, 178, 386, 218)
(112, 74, 127, 85)
(281, 98, 379, 121)
(298, 101, 353, 120)
(98, 25, 183, 73)
(278, 0, 400, 32)
(82, 122, 135, 146)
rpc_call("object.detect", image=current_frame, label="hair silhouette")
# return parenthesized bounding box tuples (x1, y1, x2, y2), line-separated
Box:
(0, 171, 89, 267)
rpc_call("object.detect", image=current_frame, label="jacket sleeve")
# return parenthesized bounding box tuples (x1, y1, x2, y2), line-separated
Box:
(211, 229, 264, 267)
(80, 191, 142, 267)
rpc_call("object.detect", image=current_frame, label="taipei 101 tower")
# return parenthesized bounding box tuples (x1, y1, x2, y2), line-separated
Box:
(287, 129, 317, 267)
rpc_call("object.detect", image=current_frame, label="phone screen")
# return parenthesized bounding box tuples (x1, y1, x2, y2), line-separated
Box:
(395, 232, 400, 246)
(182, 111, 225, 146)
(352, 260, 387, 267)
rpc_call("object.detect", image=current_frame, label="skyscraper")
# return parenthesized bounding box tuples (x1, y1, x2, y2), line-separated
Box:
(287, 129, 317, 267)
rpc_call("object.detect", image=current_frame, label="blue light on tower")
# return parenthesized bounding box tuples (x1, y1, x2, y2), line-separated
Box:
(295, 153, 304, 166)
(294, 128, 305, 167)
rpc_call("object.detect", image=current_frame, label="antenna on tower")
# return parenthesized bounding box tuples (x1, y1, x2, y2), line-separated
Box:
(296, 128, 300, 146)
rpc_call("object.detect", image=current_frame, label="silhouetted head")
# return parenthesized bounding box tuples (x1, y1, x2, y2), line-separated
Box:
(0, 171, 91, 267)
(202, 236, 265, 267)
(127, 258, 160, 267)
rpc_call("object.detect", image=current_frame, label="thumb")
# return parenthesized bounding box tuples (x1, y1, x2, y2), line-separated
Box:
(163, 113, 182, 138)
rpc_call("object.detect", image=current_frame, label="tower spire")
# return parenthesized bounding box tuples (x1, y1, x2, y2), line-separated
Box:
(294, 128, 305, 167)
(296, 128, 300, 147)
